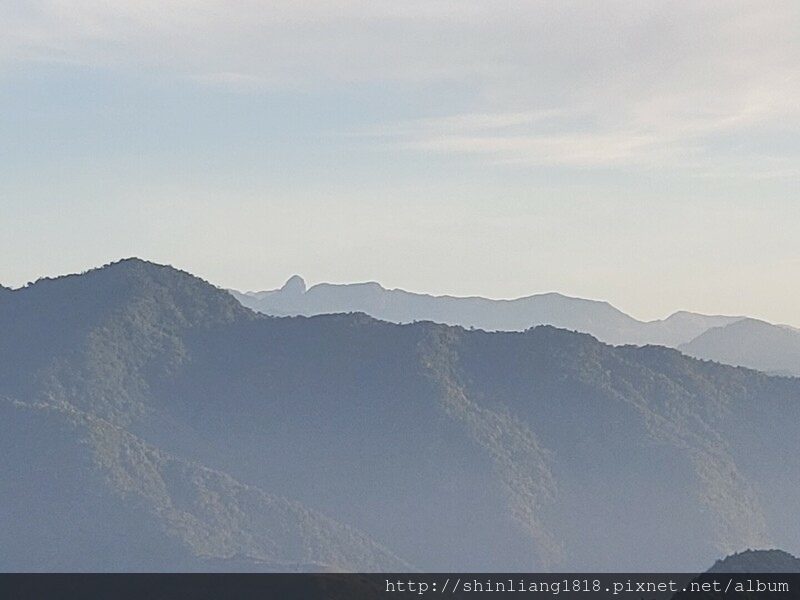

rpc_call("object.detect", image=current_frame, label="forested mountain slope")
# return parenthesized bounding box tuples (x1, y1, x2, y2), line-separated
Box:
(2, 259, 798, 571)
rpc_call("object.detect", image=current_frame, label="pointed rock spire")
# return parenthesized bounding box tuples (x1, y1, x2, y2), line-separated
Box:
(280, 275, 307, 295)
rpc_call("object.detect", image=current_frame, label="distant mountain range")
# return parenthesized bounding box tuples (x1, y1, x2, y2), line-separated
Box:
(2, 258, 800, 572)
(232, 277, 800, 376)
(680, 319, 800, 377)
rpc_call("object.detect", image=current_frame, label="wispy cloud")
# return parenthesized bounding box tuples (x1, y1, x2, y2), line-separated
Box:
(368, 66, 800, 173)
(2, 0, 799, 176)
(3, 2, 795, 86)
(188, 71, 283, 92)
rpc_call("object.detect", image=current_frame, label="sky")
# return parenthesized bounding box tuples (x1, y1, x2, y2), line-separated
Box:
(1, 1, 799, 324)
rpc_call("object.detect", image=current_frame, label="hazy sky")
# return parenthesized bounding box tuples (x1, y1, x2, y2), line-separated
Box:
(1, 1, 799, 324)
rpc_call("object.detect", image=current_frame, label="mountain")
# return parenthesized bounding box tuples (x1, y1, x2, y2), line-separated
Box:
(231, 278, 743, 347)
(0, 399, 406, 572)
(707, 549, 800, 573)
(232, 277, 800, 375)
(3, 259, 800, 571)
(0, 260, 406, 572)
(680, 319, 800, 377)
(669, 550, 800, 600)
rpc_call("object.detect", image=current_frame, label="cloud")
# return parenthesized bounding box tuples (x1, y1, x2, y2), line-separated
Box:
(351, 1, 800, 173)
(3, 2, 793, 84)
(2, 1, 798, 174)
(188, 71, 282, 91)
(374, 82, 800, 172)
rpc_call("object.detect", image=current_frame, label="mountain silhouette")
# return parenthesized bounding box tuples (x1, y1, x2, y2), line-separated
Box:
(680, 319, 800, 376)
(232, 279, 742, 346)
(707, 549, 800, 573)
(2, 259, 799, 571)
(232, 278, 800, 376)
(668, 549, 800, 600)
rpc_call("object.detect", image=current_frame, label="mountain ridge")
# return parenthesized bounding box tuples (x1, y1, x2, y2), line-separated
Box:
(232, 276, 743, 344)
(707, 549, 800, 573)
(0, 396, 410, 572)
(3, 258, 800, 571)
(680, 318, 800, 377)
(232, 276, 800, 375)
